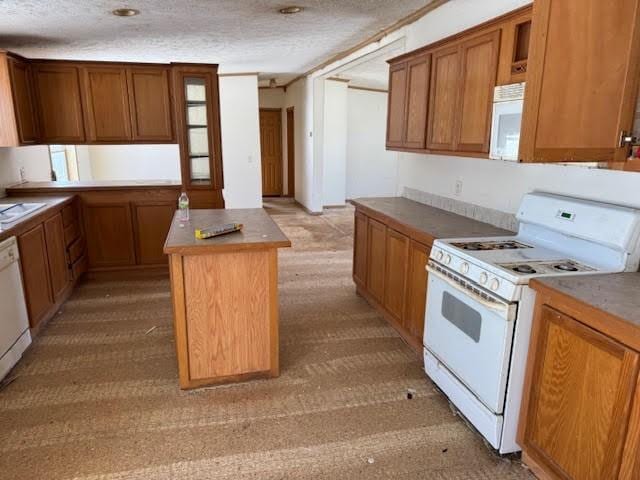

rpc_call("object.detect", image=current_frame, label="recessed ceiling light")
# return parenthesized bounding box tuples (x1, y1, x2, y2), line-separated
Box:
(112, 8, 140, 17)
(279, 6, 303, 14)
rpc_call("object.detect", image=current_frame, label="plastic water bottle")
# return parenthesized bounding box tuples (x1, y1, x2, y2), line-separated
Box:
(178, 192, 190, 222)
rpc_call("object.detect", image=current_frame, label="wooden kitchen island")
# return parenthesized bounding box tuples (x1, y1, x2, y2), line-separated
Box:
(164, 208, 291, 389)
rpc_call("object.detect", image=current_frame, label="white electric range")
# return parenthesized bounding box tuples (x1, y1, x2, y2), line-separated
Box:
(423, 192, 640, 454)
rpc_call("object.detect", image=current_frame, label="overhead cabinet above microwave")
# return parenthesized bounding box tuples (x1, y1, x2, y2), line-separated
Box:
(385, 0, 640, 165)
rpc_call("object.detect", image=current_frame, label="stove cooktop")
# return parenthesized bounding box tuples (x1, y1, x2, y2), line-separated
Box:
(450, 240, 533, 251)
(497, 259, 597, 276)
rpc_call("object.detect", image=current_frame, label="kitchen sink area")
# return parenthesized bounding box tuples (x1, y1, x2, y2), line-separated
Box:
(0, 203, 46, 224)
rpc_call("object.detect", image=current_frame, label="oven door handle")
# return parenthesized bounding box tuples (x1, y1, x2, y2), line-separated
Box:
(427, 266, 516, 320)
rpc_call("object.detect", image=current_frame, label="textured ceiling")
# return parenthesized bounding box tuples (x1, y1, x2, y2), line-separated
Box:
(0, 0, 434, 84)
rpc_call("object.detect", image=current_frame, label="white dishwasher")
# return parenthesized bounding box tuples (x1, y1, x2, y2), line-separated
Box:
(0, 236, 31, 380)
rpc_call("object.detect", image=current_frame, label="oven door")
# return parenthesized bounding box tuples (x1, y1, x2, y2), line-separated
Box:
(424, 263, 517, 414)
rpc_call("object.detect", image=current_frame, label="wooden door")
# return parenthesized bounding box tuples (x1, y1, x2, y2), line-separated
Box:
(384, 229, 410, 322)
(366, 218, 387, 303)
(18, 224, 53, 328)
(286, 107, 295, 197)
(404, 240, 431, 340)
(353, 210, 368, 287)
(32, 64, 85, 143)
(133, 203, 175, 265)
(127, 67, 174, 142)
(82, 66, 132, 142)
(455, 30, 500, 153)
(403, 55, 431, 149)
(520, 0, 640, 163)
(386, 62, 408, 148)
(521, 306, 640, 479)
(427, 45, 460, 151)
(83, 203, 136, 268)
(259, 108, 283, 196)
(8, 58, 39, 144)
(44, 212, 71, 301)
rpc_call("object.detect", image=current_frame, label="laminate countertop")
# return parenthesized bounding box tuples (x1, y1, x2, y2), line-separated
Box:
(531, 274, 640, 331)
(164, 208, 291, 255)
(0, 195, 74, 242)
(351, 197, 513, 245)
(6, 180, 182, 194)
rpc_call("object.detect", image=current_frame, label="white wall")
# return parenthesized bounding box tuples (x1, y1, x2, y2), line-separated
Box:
(394, 0, 640, 213)
(219, 74, 263, 209)
(84, 144, 180, 181)
(322, 80, 348, 206)
(0, 145, 51, 196)
(346, 88, 399, 199)
(258, 88, 289, 195)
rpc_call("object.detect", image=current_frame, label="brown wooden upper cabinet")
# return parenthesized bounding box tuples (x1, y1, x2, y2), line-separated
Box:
(0, 53, 40, 146)
(81, 66, 132, 143)
(385, 62, 408, 149)
(426, 44, 461, 151)
(127, 67, 174, 142)
(32, 63, 86, 143)
(519, 0, 640, 163)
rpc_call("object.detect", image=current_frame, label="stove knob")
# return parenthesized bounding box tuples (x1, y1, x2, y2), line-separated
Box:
(444, 254, 452, 265)
(460, 262, 469, 274)
(435, 250, 444, 261)
(479, 272, 488, 285)
(490, 278, 500, 291)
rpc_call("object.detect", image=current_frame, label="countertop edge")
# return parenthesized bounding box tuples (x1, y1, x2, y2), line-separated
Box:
(164, 239, 292, 255)
(6, 182, 182, 193)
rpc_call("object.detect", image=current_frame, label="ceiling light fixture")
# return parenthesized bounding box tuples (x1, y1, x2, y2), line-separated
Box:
(279, 6, 303, 14)
(112, 8, 140, 17)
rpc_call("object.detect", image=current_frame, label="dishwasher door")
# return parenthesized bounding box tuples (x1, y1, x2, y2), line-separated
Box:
(0, 237, 31, 380)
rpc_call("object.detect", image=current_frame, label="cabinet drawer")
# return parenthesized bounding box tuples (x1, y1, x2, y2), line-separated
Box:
(67, 237, 85, 264)
(63, 221, 80, 247)
(61, 203, 77, 227)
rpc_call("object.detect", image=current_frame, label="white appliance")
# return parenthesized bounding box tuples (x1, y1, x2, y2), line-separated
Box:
(489, 82, 525, 161)
(0, 237, 31, 380)
(423, 192, 640, 454)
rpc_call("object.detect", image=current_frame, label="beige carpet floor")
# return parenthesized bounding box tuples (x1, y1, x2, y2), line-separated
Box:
(0, 199, 534, 480)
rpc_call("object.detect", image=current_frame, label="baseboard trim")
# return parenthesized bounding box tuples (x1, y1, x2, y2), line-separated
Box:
(294, 200, 322, 216)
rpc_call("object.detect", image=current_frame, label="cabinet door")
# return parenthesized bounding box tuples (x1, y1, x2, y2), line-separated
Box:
(404, 240, 431, 340)
(33, 64, 85, 143)
(366, 218, 387, 303)
(8, 58, 39, 144)
(427, 45, 460, 151)
(520, 0, 640, 162)
(384, 229, 409, 322)
(133, 203, 175, 265)
(456, 30, 500, 153)
(403, 55, 431, 150)
(83, 203, 136, 268)
(127, 67, 174, 142)
(522, 305, 640, 480)
(386, 62, 408, 149)
(353, 210, 368, 287)
(18, 224, 53, 328)
(44, 212, 71, 301)
(82, 66, 132, 142)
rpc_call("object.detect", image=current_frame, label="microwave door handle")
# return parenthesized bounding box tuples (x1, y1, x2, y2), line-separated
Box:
(427, 266, 514, 319)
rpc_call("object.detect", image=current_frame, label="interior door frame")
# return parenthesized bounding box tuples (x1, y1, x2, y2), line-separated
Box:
(286, 107, 295, 198)
(259, 107, 284, 197)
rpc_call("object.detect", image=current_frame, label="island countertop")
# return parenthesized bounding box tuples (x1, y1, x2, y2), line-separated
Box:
(164, 208, 291, 255)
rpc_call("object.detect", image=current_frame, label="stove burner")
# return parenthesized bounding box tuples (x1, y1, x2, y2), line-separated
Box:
(554, 263, 579, 272)
(452, 240, 533, 251)
(513, 264, 536, 274)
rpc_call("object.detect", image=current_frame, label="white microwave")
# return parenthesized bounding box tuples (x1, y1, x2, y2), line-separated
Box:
(489, 82, 525, 162)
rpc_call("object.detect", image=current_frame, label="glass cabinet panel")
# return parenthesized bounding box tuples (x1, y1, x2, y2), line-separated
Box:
(184, 77, 211, 185)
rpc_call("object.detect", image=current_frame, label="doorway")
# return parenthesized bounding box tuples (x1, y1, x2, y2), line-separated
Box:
(286, 107, 295, 198)
(259, 108, 283, 196)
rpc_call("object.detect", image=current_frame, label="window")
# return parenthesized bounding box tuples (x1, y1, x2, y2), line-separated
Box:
(49, 145, 79, 181)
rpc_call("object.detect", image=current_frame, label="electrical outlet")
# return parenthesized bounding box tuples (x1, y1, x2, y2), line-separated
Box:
(455, 180, 463, 196)
(19, 167, 26, 182)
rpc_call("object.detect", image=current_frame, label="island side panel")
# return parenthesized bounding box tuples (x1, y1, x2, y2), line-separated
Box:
(269, 248, 279, 377)
(182, 248, 274, 382)
(168, 254, 192, 388)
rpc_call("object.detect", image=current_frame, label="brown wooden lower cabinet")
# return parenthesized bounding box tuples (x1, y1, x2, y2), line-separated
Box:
(83, 202, 137, 268)
(133, 203, 176, 265)
(519, 291, 640, 480)
(354, 208, 431, 353)
(18, 224, 54, 328)
(44, 212, 71, 300)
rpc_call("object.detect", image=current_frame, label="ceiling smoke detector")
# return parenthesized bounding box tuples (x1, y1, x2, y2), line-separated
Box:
(112, 8, 140, 17)
(279, 6, 303, 14)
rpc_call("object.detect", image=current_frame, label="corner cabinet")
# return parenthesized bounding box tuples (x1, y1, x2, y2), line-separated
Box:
(519, 0, 640, 163)
(172, 65, 224, 208)
(0, 53, 39, 146)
